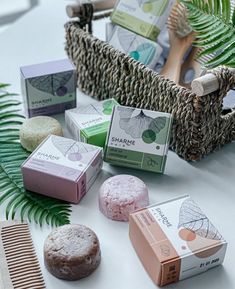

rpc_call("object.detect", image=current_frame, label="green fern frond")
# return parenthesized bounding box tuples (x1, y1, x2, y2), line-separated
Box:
(0, 85, 72, 226)
(181, 0, 235, 68)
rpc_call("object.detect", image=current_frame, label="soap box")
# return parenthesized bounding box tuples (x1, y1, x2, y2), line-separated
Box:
(65, 99, 118, 148)
(108, 26, 162, 69)
(106, 22, 115, 41)
(21, 135, 102, 203)
(111, 0, 175, 41)
(129, 195, 227, 286)
(104, 105, 172, 173)
(20, 59, 77, 117)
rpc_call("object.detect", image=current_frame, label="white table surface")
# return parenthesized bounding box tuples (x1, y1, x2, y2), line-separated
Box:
(0, 1, 235, 289)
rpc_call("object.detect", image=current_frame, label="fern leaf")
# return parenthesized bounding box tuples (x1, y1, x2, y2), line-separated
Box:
(0, 85, 72, 226)
(0, 142, 72, 226)
(233, 7, 235, 24)
(182, 0, 235, 68)
(0, 93, 18, 99)
(0, 83, 10, 89)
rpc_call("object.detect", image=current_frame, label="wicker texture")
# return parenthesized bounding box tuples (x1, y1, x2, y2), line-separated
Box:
(65, 16, 235, 161)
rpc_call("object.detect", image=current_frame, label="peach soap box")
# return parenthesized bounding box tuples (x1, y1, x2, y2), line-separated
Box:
(21, 135, 102, 203)
(129, 195, 227, 286)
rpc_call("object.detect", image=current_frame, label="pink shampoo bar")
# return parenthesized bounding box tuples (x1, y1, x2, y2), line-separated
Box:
(21, 135, 103, 203)
(99, 175, 149, 221)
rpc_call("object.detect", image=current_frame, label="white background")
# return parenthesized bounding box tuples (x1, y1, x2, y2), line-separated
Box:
(0, 1, 234, 289)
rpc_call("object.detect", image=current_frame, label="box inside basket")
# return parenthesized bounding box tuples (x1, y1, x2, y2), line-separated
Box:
(64, 1, 235, 161)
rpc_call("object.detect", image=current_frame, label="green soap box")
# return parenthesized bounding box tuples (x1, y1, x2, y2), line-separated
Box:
(111, 0, 175, 41)
(65, 99, 118, 147)
(104, 105, 173, 173)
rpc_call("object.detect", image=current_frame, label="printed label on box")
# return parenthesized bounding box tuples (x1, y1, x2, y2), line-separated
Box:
(21, 59, 77, 117)
(22, 135, 102, 203)
(65, 99, 118, 147)
(129, 195, 227, 286)
(111, 0, 175, 41)
(104, 106, 172, 173)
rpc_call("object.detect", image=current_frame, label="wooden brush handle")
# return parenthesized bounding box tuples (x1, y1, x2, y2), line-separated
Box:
(161, 31, 193, 84)
(66, 0, 116, 18)
(161, 50, 183, 83)
(191, 68, 235, 96)
(179, 47, 202, 89)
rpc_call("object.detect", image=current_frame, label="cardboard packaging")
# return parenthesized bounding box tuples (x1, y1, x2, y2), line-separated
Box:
(129, 195, 227, 286)
(108, 26, 163, 69)
(111, 0, 175, 41)
(20, 59, 77, 117)
(65, 99, 118, 148)
(106, 22, 115, 41)
(104, 105, 172, 173)
(21, 135, 102, 203)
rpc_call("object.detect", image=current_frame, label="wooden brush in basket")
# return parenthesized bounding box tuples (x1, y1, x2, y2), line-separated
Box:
(65, 0, 235, 161)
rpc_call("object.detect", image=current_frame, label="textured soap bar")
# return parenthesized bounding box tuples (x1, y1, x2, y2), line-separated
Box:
(99, 174, 149, 221)
(20, 116, 63, 152)
(44, 224, 101, 280)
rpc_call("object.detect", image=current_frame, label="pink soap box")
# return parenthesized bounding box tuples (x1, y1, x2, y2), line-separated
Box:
(21, 135, 103, 203)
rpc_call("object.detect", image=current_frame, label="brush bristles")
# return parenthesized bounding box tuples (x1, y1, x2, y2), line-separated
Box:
(167, 3, 192, 38)
(1, 223, 46, 289)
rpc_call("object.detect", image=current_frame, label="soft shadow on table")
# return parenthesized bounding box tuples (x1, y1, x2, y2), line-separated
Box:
(167, 266, 232, 289)
(44, 261, 231, 289)
(190, 142, 235, 174)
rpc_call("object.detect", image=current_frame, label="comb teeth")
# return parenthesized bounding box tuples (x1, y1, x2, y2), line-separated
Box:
(0, 222, 46, 289)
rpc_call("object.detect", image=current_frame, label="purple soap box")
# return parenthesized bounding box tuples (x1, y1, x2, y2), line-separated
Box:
(21, 135, 103, 203)
(20, 59, 77, 117)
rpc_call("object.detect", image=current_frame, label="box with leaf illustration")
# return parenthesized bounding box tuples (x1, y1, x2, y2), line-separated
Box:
(104, 105, 172, 173)
(129, 195, 227, 286)
(20, 59, 77, 118)
(111, 0, 175, 41)
(65, 1, 235, 161)
(21, 135, 103, 203)
(65, 98, 118, 147)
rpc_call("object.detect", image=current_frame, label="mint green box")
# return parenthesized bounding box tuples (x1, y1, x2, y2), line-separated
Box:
(111, 0, 175, 41)
(104, 105, 173, 173)
(65, 99, 118, 148)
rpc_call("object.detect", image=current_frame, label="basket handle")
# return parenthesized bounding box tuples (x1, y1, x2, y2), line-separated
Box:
(66, 0, 116, 18)
(191, 67, 235, 96)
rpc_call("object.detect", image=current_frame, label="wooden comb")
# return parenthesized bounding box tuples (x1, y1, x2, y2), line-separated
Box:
(0, 221, 46, 289)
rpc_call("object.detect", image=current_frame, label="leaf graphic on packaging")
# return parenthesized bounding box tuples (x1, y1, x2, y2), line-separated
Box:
(75, 100, 116, 116)
(120, 110, 153, 138)
(28, 71, 73, 96)
(117, 106, 135, 118)
(134, 42, 156, 65)
(52, 136, 97, 162)
(149, 117, 166, 133)
(76, 104, 101, 115)
(117, 27, 136, 52)
(119, 108, 166, 141)
(67, 143, 97, 163)
(178, 198, 222, 240)
(29, 75, 53, 94)
(51, 136, 75, 157)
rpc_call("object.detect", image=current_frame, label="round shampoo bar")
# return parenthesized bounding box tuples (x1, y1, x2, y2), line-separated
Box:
(20, 116, 63, 152)
(44, 224, 101, 281)
(99, 174, 149, 221)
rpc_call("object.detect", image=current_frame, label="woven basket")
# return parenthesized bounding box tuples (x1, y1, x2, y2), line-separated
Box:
(65, 4, 235, 161)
